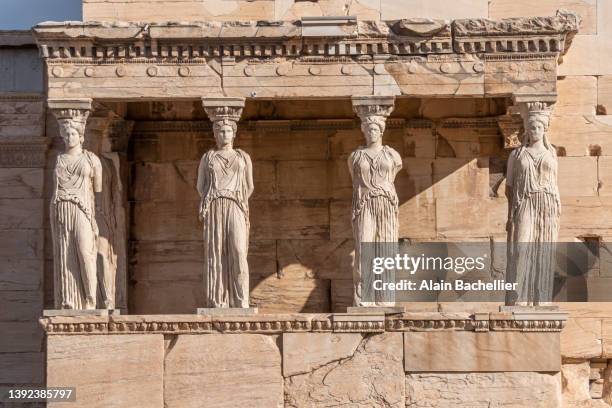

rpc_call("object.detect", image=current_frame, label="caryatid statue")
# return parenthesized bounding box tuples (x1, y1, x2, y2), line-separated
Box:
(49, 99, 104, 310)
(505, 97, 560, 306)
(198, 97, 253, 308)
(349, 96, 402, 306)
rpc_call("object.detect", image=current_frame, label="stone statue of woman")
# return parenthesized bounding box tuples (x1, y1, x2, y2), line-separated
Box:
(50, 109, 103, 310)
(197, 117, 253, 308)
(349, 97, 401, 306)
(505, 101, 560, 306)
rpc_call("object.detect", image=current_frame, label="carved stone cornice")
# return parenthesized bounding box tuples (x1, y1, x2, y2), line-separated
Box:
(0, 137, 48, 168)
(32, 14, 579, 61)
(453, 10, 580, 56)
(454, 11, 580, 36)
(0, 92, 44, 102)
(0, 30, 35, 47)
(39, 312, 568, 335)
(385, 317, 479, 331)
(332, 314, 386, 333)
(32, 16, 576, 99)
(489, 319, 566, 332)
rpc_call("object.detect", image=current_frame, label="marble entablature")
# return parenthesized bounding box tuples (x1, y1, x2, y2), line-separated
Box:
(31, 11, 580, 100)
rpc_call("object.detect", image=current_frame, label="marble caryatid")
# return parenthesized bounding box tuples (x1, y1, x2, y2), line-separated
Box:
(198, 98, 253, 308)
(349, 96, 402, 306)
(505, 98, 561, 306)
(49, 100, 104, 310)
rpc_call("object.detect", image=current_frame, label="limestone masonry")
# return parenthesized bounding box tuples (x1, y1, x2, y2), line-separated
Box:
(1, 0, 612, 407)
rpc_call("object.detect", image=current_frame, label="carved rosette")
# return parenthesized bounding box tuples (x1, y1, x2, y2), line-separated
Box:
(201, 97, 245, 126)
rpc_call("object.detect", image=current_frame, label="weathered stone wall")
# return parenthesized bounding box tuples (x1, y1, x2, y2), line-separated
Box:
(433, 302, 612, 407)
(0, 39, 45, 388)
(127, 97, 512, 313)
(2, 1, 612, 405)
(80, 0, 599, 32)
(127, 92, 612, 313)
(82, 0, 477, 22)
(557, 304, 612, 406)
(41, 312, 564, 408)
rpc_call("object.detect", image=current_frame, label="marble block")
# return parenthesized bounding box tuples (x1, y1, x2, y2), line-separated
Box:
(43, 309, 120, 317)
(346, 306, 406, 314)
(196, 307, 259, 316)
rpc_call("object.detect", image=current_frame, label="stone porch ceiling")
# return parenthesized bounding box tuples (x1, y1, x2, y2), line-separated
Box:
(32, 11, 580, 100)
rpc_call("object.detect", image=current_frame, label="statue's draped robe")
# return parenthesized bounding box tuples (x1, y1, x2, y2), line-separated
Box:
(50, 150, 99, 309)
(349, 145, 402, 306)
(96, 154, 121, 309)
(197, 149, 250, 308)
(506, 146, 561, 304)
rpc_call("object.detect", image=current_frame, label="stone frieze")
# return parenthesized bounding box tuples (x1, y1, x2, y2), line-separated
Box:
(0, 138, 48, 168)
(40, 312, 567, 335)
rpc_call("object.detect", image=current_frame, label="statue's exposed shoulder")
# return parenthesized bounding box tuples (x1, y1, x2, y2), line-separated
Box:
(84, 149, 101, 165)
(385, 145, 402, 167)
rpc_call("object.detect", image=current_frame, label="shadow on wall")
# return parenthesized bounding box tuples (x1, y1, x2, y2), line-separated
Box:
(120, 97, 511, 314)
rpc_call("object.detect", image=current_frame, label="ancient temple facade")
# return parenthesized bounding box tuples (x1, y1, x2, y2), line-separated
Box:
(1, 0, 612, 406)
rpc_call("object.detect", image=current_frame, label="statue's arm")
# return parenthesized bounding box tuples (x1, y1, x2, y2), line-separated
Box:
(196, 155, 207, 197)
(505, 152, 516, 231)
(92, 154, 103, 194)
(391, 148, 403, 175)
(347, 152, 354, 180)
(244, 153, 254, 198)
(92, 154, 104, 215)
(91, 155, 104, 235)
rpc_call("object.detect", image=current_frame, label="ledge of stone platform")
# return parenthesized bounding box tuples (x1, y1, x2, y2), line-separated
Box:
(40, 311, 568, 335)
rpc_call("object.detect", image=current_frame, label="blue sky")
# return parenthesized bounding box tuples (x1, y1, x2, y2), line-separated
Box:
(0, 0, 82, 30)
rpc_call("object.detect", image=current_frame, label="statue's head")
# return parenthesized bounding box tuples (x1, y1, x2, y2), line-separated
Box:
(361, 115, 386, 145)
(58, 118, 86, 150)
(524, 114, 548, 144)
(213, 119, 237, 148)
(520, 101, 553, 150)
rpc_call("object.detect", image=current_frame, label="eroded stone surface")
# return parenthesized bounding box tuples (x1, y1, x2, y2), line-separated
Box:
(561, 318, 602, 359)
(164, 334, 283, 408)
(284, 332, 404, 407)
(405, 329, 560, 372)
(561, 361, 609, 407)
(47, 334, 163, 408)
(406, 372, 561, 407)
(282, 332, 363, 376)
